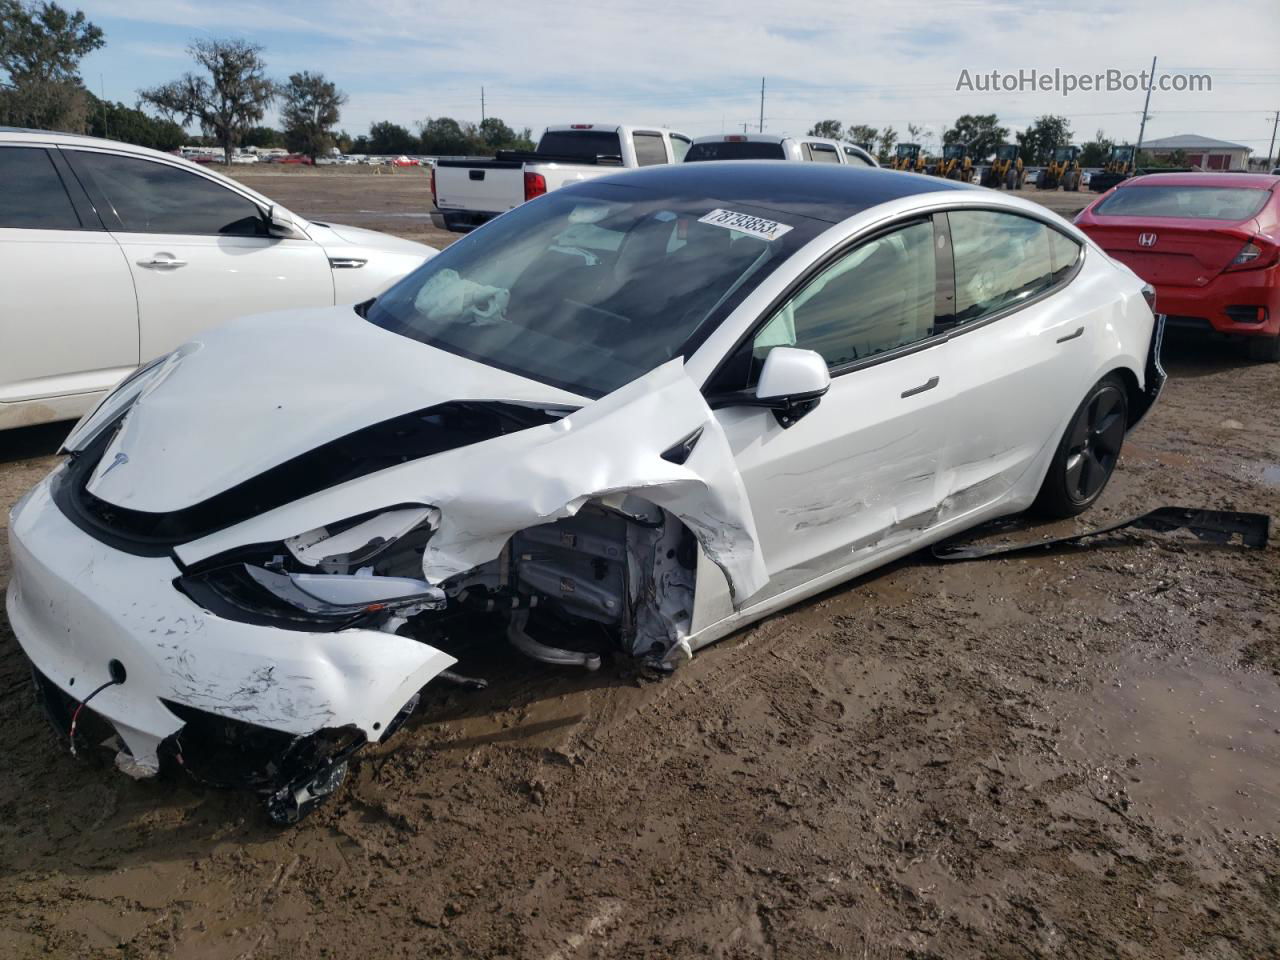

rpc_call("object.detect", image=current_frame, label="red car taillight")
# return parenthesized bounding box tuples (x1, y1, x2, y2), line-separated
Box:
(1224, 238, 1280, 272)
(524, 171, 547, 202)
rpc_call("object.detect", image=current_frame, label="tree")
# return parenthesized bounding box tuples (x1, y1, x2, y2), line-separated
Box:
(1080, 129, 1115, 167)
(845, 124, 878, 147)
(807, 119, 843, 139)
(367, 120, 417, 154)
(0, 0, 103, 130)
(876, 126, 898, 161)
(85, 93, 185, 150)
(242, 125, 284, 149)
(418, 116, 472, 155)
(140, 39, 276, 164)
(943, 113, 1009, 161)
(1016, 115, 1072, 165)
(334, 129, 352, 153)
(281, 70, 345, 161)
(477, 116, 516, 150)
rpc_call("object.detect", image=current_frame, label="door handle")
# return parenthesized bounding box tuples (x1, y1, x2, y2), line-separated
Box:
(1056, 326, 1085, 343)
(901, 376, 940, 398)
(138, 256, 187, 269)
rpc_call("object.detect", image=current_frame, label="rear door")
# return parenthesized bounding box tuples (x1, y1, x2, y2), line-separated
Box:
(0, 143, 138, 420)
(938, 209, 1095, 512)
(63, 148, 334, 360)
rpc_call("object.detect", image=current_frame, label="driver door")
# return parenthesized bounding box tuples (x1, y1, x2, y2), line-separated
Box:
(715, 217, 953, 603)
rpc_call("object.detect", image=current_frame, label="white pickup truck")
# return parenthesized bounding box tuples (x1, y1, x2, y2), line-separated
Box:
(430, 124, 691, 232)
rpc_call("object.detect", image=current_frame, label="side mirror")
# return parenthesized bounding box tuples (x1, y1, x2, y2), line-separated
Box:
(754, 347, 830, 427)
(266, 204, 300, 238)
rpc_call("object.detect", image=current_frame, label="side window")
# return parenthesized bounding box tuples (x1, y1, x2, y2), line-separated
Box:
(807, 143, 840, 164)
(0, 147, 82, 230)
(632, 133, 669, 167)
(67, 151, 266, 236)
(1048, 229, 1083, 283)
(842, 146, 872, 167)
(752, 220, 937, 370)
(949, 210, 1054, 324)
(669, 135, 691, 162)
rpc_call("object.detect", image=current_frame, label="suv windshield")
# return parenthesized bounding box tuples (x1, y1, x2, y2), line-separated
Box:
(1095, 185, 1270, 221)
(685, 141, 787, 162)
(366, 183, 824, 397)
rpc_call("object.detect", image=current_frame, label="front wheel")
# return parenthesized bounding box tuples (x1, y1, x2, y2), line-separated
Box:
(1032, 375, 1129, 518)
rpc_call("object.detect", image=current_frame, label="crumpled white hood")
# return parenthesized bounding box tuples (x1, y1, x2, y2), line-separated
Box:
(173, 359, 768, 604)
(86, 307, 582, 512)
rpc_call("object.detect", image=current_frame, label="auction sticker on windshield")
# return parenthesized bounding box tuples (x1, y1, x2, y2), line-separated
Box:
(698, 208, 794, 241)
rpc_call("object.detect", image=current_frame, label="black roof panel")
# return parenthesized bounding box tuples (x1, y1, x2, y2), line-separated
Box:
(584, 161, 977, 223)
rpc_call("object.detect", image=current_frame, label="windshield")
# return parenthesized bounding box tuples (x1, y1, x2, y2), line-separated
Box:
(1095, 185, 1270, 221)
(366, 183, 824, 397)
(685, 141, 787, 161)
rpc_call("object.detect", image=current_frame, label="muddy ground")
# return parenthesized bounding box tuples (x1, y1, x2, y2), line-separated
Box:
(0, 171, 1276, 959)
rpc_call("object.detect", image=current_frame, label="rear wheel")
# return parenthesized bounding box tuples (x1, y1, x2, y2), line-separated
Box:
(1247, 335, 1280, 362)
(1033, 375, 1129, 518)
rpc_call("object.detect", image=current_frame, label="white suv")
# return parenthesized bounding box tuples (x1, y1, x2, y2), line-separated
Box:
(0, 128, 436, 429)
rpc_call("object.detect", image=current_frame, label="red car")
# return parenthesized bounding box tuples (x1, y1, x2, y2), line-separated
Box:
(1075, 173, 1280, 361)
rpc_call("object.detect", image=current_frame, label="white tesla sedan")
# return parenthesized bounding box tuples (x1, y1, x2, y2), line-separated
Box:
(6, 163, 1163, 821)
(0, 128, 436, 429)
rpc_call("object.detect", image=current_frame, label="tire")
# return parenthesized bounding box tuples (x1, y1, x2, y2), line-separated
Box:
(1032, 374, 1129, 518)
(1005, 168, 1017, 190)
(1247, 335, 1280, 362)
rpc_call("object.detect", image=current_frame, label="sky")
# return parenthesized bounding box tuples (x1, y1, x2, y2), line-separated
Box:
(73, 0, 1280, 155)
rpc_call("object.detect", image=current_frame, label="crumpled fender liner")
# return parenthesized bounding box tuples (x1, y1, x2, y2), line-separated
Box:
(932, 506, 1270, 561)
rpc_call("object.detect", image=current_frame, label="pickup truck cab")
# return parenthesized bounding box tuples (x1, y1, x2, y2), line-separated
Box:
(684, 134, 878, 167)
(431, 124, 691, 232)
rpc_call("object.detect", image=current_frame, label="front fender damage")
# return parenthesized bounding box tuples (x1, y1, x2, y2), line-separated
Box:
(415, 358, 767, 604)
(144, 359, 763, 817)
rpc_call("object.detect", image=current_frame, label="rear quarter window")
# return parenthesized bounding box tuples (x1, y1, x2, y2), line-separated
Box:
(1095, 185, 1270, 221)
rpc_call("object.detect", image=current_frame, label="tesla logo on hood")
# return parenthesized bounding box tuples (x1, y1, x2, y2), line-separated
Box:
(100, 452, 129, 478)
(1138, 232, 1158, 247)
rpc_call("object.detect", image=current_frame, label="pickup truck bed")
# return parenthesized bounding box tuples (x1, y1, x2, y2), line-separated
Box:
(430, 125, 688, 233)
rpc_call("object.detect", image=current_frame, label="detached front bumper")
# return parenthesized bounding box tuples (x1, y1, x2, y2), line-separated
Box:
(5, 473, 456, 777)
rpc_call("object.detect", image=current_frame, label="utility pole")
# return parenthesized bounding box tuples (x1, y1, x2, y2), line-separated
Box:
(741, 122, 750, 134)
(1266, 110, 1279, 168)
(480, 86, 486, 124)
(759, 76, 765, 133)
(1135, 56, 1157, 156)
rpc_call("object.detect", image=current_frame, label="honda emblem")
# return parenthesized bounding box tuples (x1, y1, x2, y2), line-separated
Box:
(1137, 232, 1158, 247)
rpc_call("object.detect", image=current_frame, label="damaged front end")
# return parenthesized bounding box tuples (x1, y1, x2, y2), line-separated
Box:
(8, 359, 764, 822)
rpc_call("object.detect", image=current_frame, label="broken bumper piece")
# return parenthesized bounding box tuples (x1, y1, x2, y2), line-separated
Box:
(5, 476, 457, 787)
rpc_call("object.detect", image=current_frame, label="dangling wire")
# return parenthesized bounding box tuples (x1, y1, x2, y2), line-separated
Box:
(68, 679, 119, 757)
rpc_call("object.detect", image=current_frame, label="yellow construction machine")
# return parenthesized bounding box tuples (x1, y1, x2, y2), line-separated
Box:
(981, 143, 1024, 189)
